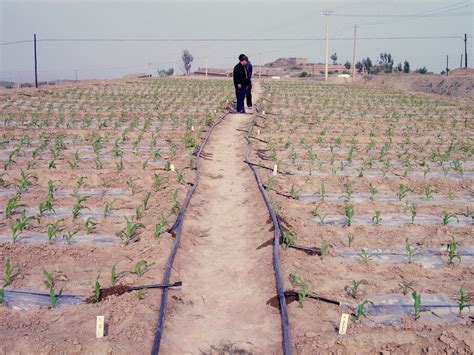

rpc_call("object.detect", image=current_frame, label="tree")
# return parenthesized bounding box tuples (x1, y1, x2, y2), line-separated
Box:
(355, 61, 363, 73)
(378, 52, 394, 73)
(181, 50, 194, 75)
(362, 57, 373, 74)
(157, 68, 174, 77)
(330, 53, 338, 65)
(415, 67, 428, 74)
(403, 61, 410, 73)
(344, 61, 351, 70)
(299, 71, 308, 77)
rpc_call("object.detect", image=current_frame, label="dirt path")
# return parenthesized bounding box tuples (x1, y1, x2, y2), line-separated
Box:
(160, 81, 282, 354)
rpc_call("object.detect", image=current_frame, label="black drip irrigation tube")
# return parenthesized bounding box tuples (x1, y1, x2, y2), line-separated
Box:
(243, 98, 292, 355)
(151, 109, 231, 355)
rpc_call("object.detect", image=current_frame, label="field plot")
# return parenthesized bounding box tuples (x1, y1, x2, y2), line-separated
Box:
(252, 81, 473, 353)
(0, 78, 232, 353)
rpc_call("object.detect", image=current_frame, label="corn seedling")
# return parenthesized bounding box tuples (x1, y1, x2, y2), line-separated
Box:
(424, 185, 436, 200)
(72, 195, 90, 219)
(103, 200, 116, 218)
(344, 202, 355, 226)
(46, 221, 64, 243)
(135, 206, 143, 220)
(89, 276, 101, 303)
(368, 184, 378, 200)
(397, 184, 411, 201)
(171, 189, 180, 214)
(43, 269, 63, 307)
(290, 184, 300, 199)
(410, 204, 417, 224)
(289, 273, 310, 307)
(349, 279, 368, 299)
(347, 234, 355, 248)
(63, 229, 78, 245)
(316, 182, 326, 201)
(442, 211, 459, 225)
(354, 299, 374, 320)
(282, 229, 297, 248)
(398, 279, 416, 295)
(358, 248, 372, 263)
(3, 258, 20, 287)
(412, 291, 437, 320)
(5, 195, 21, 218)
(0, 288, 4, 304)
(343, 180, 353, 201)
(405, 238, 420, 263)
(312, 204, 327, 224)
(143, 192, 152, 210)
(153, 173, 162, 191)
(126, 177, 139, 195)
(134, 289, 146, 300)
(176, 169, 185, 184)
(120, 217, 145, 244)
(319, 241, 331, 260)
(11, 210, 36, 243)
(111, 265, 126, 285)
(458, 284, 470, 316)
(84, 217, 98, 234)
(372, 210, 382, 225)
(132, 260, 155, 277)
(17, 170, 35, 189)
(447, 236, 461, 264)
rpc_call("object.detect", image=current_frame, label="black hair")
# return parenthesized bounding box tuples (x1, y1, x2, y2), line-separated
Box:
(238, 54, 247, 61)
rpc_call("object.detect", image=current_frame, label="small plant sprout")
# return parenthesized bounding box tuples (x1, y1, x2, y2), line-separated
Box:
(289, 273, 310, 307)
(103, 200, 117, 218)
(135, 289, 146, 300)
(153, 173, 162, 191)
(343, 180, 353, 201)
(397, 184, 411, 201)
(344, 202, 355, 226)
(405, 238, 420, 263)
(5, 195, 21, 218)
(372, 210, 382, 225)
(46, 221, 64, 244)
(143, 191, 152, 210)
(411, 291, 438, 320)
(72, 195, 90, 219)
(312, 204, 327, 224)
(132, 260, 155, 277)
(410, 204, 417, 224)
(43, 269, 64, 307)
(354, 299, 374, 319)
(135, 206, 143, 220)
(319, 241, 331, 260)
(120, 217, 145, 244)
(290, 184, 300, 199)
(458, 284, 471, 316)
(347, 234, 355, 248)
(154, 211, 169, 238)
(424, 185, 436, 200)
(3, 258, 20, 287)
(11, 210, 36, 243)
(63, 229, 79, 245)
(349, 279, 368, 299)
(368, 183, 378, 200)
(126, 177, 139, 195)
(358, 248, 372, 263)
(111, 265, 126, 285)
(90, 276, 101, 303)
(446, 236, 461, 265)
(84, 217, 98, 234)
(398, 279, 416, 295)
(442, 211, 459, 225)
(282, 229, 297, 248)
(0, 288, 4, 304)
(316, 182, 326, 201)
(176, 169, 185, 184)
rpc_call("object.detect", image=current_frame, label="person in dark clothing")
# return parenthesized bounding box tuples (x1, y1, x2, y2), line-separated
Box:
(245, 59, 253, 108)
(233, 54, 249, 113)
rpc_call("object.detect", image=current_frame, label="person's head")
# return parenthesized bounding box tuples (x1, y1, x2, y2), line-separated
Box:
(239, 54, 248, 65)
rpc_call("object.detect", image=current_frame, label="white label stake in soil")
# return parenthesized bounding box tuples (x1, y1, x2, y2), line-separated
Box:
(338, 313, 349, 335)
(170, 164, 175, 172)
(273, 164, 278, 176)
(96, 316, 105, 338)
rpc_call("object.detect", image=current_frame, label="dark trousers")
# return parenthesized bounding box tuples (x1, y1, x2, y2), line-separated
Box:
(235, 86, 246, 113)
(246, 83, 252, 107)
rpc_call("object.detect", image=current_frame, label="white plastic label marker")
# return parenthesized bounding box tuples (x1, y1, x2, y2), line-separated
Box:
(338, 313, 349, 335)
(96, 316, 105, 338)
(273, 164, 278, 176)
(257, 129, 261, 135)
(170, 164, 175, 172)
(262, 110, 266, 115)
(191, 125, 195, 131)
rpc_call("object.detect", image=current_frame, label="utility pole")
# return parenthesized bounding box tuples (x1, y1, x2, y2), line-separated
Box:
(351, 25, 358, 82)
(34, 33, 38, 88)
(460, 54, 463, 68)
(446, 55, 449, 76)
(323, 10, 333, 82)
(17, 72, 21, 89)
(464, 33, 468, 68)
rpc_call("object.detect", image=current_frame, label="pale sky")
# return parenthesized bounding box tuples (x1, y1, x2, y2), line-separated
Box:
(1, 0, 472, 82)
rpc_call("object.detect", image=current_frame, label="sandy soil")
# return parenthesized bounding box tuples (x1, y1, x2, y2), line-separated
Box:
(160, 82, 282, 354)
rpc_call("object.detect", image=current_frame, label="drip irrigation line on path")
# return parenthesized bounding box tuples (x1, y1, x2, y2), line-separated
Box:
(151, 108, 232, 355)
(243, 92, 292, 355)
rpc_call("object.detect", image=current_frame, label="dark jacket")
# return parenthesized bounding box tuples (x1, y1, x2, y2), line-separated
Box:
(245, 62, 253, 81)
(233, 62, 248, 87)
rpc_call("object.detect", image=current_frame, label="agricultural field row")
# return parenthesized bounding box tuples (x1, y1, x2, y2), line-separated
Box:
(254, 80, 473, 353)
(0, 78, 233, 353)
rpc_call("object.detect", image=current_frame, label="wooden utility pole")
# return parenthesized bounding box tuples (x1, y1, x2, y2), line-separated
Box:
(460, 54, 463, 68)
(351, 25, 358, 82)
(34, 34, 38, 88)
(446, 55, 449, 76)
(323, 10, 333, 82)
(464, 33, 468, 68)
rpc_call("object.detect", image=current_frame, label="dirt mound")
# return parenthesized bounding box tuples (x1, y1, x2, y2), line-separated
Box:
(358, 73, 474, 101)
